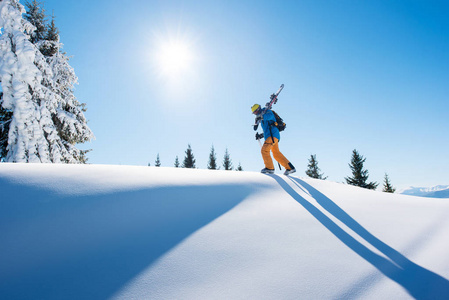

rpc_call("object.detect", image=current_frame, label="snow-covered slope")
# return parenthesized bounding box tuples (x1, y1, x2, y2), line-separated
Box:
(1, 164, 449, 300)
(400, 185, 449, 199)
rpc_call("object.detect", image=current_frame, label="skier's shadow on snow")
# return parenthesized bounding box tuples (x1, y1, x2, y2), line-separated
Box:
(272, 175, 449, 300)
(0, 178, 256, 300)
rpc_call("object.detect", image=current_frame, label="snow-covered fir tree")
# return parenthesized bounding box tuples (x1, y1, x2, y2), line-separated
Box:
(0, 0, 49, 162)
(305, 154, 327, 179)
(222, 148, 233, 170)
(182, 144, 195, 168)
(0, 0, 93, 163)
(31, 6, 93, 163)
(40, 11, 57, 56)
(0, 92, 12, 161)
(174, 156, 180, 168)
(24, 0, 46, 44)
(1, 0, 44, 161)
(207, 145, 218, 170)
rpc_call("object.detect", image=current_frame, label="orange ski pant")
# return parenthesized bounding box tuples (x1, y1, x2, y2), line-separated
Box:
(261, 137, 291, 170)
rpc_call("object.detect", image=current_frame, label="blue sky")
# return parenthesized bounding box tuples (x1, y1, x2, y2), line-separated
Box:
(34, 0, 448, 188)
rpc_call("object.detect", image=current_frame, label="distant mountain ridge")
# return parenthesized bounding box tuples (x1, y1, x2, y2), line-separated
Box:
(400, 185, 449, 198)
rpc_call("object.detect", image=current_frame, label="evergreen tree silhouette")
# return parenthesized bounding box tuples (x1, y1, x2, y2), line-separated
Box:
(207, 145, 218, 169)
(382, 173, 396, 193)
(345, 149, 378, 190)
(222, 148, 233, 170)
(305, 154, 327, 179)
(182, 144, 196, 168)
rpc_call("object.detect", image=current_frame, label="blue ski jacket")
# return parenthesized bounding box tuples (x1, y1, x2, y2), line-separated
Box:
(260, 109, 280, 141)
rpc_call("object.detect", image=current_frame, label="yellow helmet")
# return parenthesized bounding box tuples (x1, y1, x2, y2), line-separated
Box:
(251, 104, 261, 114)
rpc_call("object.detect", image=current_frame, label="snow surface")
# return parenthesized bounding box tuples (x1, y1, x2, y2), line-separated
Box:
(1, 163, 449, 300)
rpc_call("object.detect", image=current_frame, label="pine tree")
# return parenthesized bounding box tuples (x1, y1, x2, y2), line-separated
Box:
(155, 153, 161, 167)
(24, 0, 46, 44)
(182, 144, 196, 168)
(0, 0, 93, 163)
(40, 13, 58, 56)
(174, 156, 180, 168)
(222, 148, 233, 170)
(35, 10, 93, 162)
(236, 162, 243, 171)
(345, 149, 378, 190)
(0, 0, 49, 162)
(0, 92, 12, 161)
(207, 145, 218, 170)
(305, 154, 327, 179)
(382, 173, 396, 193)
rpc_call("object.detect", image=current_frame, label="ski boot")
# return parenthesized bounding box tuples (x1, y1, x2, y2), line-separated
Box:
(284, 163, 296, 175)
(261, 168, 275, 174)
(284, 168, 296, 175)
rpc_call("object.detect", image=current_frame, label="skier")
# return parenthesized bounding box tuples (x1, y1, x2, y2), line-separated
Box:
(251, 104, 296, 175)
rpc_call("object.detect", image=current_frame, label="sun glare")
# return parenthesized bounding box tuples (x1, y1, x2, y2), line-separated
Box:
(155, 39, 195, 78)
(150, 28, 202, 102)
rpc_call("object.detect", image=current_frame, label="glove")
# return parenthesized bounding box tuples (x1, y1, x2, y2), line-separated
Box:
(253, 116, 262, 130)
(255, 133, 264, 140)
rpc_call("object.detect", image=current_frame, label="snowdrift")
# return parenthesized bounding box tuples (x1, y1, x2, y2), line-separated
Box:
(1, 164, 449, 300)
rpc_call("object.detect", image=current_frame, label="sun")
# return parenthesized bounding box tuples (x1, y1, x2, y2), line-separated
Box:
(154, 38, 195, 79)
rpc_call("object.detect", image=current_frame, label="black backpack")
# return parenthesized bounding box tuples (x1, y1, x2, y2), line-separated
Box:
(271, 110, 286, 132)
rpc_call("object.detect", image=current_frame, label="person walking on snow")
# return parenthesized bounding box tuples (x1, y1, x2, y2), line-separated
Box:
(251, 104, 296, 175)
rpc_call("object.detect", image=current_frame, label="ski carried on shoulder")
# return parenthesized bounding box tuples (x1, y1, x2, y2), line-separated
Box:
(265, 84, 284, 110)
(254, 84, 284, 128)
